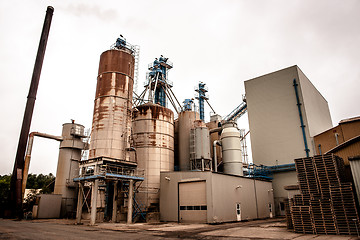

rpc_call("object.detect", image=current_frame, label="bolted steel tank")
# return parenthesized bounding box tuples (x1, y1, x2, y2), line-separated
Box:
(132, 103, 174, 208)
(190, 120, 211, 171)
(89, 48, 135, 161)
(220, 122, 243, 176)
(177, 110, 199, 171)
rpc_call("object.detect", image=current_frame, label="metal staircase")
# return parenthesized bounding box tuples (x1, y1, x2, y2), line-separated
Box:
(123, 182, 146, 221)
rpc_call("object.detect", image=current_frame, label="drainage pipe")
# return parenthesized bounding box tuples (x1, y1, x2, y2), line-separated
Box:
(293, 79, 310, 157)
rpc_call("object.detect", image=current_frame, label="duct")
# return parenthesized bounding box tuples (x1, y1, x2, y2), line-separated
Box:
(209, 127, 222, 134)
(22, 132, 63, 198)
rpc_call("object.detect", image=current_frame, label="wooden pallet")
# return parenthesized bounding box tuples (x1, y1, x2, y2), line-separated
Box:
(295, 157, 319, 195)
(284, 199, 293, 229)
(291, 206, 315, 234)
(330, 183, 360, 235)
(310, 198, 337, 235)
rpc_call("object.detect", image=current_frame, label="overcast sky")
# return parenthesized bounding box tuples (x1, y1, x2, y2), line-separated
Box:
(1, 0, 359, 175)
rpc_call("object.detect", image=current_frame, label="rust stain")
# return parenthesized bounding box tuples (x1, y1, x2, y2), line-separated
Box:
(132, 103, 174, 120)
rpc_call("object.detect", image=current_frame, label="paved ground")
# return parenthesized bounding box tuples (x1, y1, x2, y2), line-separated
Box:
(0, 218, 359, 239)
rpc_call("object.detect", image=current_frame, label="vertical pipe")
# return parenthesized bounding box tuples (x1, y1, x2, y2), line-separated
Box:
(22, 133, 35, 199)
(90, 180, 99, 225)
(112, 181, 118, 223)
(293, 79, 310, 157)
(213, 140, 220, 172)
(10, 6, 54, 219)
(76, 182, 83, 224)
(127, 180, 134, 224)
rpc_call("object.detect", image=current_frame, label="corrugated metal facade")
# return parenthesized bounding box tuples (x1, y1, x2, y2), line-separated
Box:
(349, 157, 360, 208)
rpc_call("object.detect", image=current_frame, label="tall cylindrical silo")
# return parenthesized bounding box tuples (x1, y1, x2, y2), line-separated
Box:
(89, 48, 135, 161)
(190, 120, 211, 170)
(178, 110, 199, 171)
(132, 103, 174, 209)
(54, 122, 85, 217)
(220, 122, 243, 176)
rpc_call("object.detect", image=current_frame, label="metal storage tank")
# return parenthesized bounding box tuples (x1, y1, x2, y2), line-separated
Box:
(54, 122, 85, 217)
(178, 110, 199, 171)
(190, 120, 211, 171)
(206, 115, 222, 171)
(132, 103, 174, 209)
(220, 122, 243, 176)
(89, 48, 135, 161)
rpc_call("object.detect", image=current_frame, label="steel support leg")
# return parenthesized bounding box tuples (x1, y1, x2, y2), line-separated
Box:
(76, 182, 83, 224)
(112, 181, 118, 223)
(127, 180, 133, 224)
(90, 180, 99, 225)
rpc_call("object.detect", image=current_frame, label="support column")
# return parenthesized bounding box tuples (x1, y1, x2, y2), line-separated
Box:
(112, 181, 118, 223)
(127, 180, 133, 224)
(90, 179, 99, 226)
(76, 182, 83, 224)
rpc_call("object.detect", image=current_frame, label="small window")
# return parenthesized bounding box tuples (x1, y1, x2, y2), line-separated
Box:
(194, 206, 200, 210)
(200, 205, 207, 210)
(180, 206, 185, 210)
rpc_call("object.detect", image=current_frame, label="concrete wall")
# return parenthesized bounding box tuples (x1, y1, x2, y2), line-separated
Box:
(245, 66, 309, 166)
(244, 65, 332, 166)
(160, 171, 211, 222)
(297, 67, 333, 138)
(244, 66, 332, 215)
(160, 171, 273, 223)
(271, 171, 298, 216)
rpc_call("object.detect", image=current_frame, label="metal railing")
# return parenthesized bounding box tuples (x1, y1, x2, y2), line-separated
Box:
(78, 163, 145, 180)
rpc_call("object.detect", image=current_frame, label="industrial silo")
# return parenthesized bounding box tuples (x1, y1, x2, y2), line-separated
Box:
(54, 122, 85, 217)
(220, 122, 243, 176)
(89, 48, 135, 161)
(190, 120, 211, 171)
(132, 103, 174, 210)
(178, 110, 199, 171)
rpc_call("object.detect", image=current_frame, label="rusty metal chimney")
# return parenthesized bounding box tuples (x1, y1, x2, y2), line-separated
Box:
(9, 6, 54, 219)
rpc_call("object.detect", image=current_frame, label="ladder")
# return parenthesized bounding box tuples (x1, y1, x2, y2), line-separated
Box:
(133, 45, 140, 94)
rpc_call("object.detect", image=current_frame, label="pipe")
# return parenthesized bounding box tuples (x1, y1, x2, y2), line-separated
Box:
(205, 99, 216, 114)
(209, 127, 222, 134)
(293, 79, 310, 157)
(22, 132, 63, 199)
(10, 6, 54, 218)
(213, 140, 221, 172)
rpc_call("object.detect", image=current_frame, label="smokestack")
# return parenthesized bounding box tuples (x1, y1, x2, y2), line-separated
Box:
(9, 6, 54, 219)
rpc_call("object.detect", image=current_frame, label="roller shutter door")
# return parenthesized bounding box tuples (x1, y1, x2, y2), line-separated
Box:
(179, 181, 207, 223)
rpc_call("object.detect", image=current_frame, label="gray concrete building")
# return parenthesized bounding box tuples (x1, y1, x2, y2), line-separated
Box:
(160, 171, 274, 223)
(244, 65, 333, 215)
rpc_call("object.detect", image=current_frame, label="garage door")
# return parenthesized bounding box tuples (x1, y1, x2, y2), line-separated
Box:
(179, 181, 207, 223)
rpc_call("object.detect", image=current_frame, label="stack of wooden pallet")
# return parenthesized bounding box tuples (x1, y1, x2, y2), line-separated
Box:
(294, 157, 319, 195)
(330, 183, 359, 235)
(284, 199, 293, 229)
(289, 154, 360, 235)
(291, 206, 314, 234)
